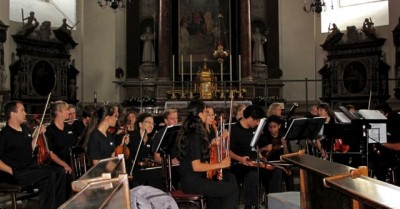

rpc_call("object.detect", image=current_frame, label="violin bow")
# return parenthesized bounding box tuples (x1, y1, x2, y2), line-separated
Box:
(32, 93, 52, 151)
(130, 129, 146, 176)
(226, 96, 234, 157)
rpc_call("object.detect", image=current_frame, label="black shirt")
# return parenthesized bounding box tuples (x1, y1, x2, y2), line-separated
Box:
(46, 122, 78, 164)
(179, 133, 206, 184)
(230, 122, 258, 161)
(87, 129, 115, 161)
(128, 130, 153, 161)
(0, 124, 34, 171)
(72, 119, 86, 139)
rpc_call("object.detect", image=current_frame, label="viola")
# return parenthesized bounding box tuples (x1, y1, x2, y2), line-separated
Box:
(333, 138, 350, 153)
(34, 129, 52, 166)
(32, 93, 52, 166)
(136, 158, 159, 168)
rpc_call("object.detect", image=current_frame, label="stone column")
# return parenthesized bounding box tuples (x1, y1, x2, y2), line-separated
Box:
(158, 0, 171, 81)
(240, 0, 252, 81)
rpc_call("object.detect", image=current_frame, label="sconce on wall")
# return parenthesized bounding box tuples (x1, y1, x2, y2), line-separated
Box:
(97, 0, 130, 12)
(303, 0, 333, 14)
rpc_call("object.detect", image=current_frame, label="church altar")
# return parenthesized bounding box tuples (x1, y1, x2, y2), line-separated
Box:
(164, 100, 252, 110)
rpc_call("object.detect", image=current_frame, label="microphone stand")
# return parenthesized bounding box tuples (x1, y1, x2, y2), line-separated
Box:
(251, 146, 265, 209)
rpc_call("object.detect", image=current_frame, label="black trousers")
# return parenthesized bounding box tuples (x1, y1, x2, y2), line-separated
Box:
(13, 164, 67, 209)
(181, 172, 239, 209)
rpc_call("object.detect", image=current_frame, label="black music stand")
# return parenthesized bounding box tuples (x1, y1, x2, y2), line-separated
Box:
(284, 117, 326, 141)
(155, 125, 181, 192)
(249, 118, 267, 209)
(284, 117, 326, 156)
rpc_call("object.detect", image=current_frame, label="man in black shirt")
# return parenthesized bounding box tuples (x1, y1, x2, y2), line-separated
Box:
(0, 101, 66, 209)
(229, 105, 267, 209)
(73, 105, 95, 147)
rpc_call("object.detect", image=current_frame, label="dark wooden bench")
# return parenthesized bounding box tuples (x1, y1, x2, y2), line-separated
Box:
(0, 182, 27, 209)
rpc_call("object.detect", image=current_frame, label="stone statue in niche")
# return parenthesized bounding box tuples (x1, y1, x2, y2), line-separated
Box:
(18, 11, 39, 36)
(252, 27, 267, 64)
(12, 73, 20, 98)
(0, 66, 7, 90)
(141, 26, 156, 63)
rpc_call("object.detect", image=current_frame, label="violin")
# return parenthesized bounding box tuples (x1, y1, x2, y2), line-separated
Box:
(207, 123, 222, 180)
(115, 126, 130, 159)
(32, 93, 52, 166)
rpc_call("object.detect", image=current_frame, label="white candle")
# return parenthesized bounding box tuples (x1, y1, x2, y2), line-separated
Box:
(221, 63, 223, 82)
(181, 55, 184, 82)
(229, 55, 232, 82)
(190, 54, 192, 82)
(172, 55, 175, 82)
(238, 55, 241, 81)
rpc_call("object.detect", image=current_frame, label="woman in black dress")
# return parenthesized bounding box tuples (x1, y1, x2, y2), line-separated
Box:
(176, 100, 239, 209)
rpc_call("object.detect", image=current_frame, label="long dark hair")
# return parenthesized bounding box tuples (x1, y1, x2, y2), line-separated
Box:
(82, 104, 117, 150)
(176, 100, 209, 162)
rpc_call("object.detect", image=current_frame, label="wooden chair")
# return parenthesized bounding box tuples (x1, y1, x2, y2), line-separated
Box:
(162, 154, 206, 209)
(0, 172, 37, 209)
(69, 146, 89, 181)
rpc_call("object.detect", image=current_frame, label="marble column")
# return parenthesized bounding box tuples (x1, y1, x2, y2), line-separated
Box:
(240, 0, 252, 81)
(158, 0, 171, 81)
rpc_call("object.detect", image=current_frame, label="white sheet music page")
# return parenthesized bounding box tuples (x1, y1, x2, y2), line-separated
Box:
(334, 111, 351, 124)
(368, 123, 387, 143)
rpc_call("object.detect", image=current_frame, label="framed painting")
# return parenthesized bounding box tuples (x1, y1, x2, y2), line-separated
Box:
(178, 0, 230, 76)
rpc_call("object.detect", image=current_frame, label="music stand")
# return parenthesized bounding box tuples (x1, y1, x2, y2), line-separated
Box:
(249, 118, 267, 209)
(284, 117, 326, 141)
(155, 125, 181, 192)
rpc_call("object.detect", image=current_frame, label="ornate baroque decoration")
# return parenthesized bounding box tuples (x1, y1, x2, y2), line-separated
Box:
(10, 17, 79, 111)
(320, 20, 389, 109)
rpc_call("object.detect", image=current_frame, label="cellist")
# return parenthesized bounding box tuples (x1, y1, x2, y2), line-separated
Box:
(0, 101, 67, 209)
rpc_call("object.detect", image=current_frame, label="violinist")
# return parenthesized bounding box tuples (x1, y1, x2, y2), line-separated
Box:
(229, 105, 269, 208)
(232, 103, 246, 123)
(0, 101, 67, 209)
(86, 104, 129, 165)
(128, 112, 164, 190)
(314, 103, 335, 160)
(176, 100, 239, 209)
(258, 115, 290, 192)
(67, 104, 77, 125)
(205, 105, 217, 141)
(45, 101, 78, 197)
(114, 111, 136, 159)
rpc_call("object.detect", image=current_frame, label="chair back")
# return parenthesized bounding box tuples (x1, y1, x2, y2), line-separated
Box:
(69, 146, 88, 180)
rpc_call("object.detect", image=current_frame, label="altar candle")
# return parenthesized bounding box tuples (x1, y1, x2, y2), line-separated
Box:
(221, 63, 223, 82)
(190, 54, 192, 82)
(229, 55, 232, 82)
(238, 54, 241, 81)
(172, 55, 175, 82)
(181, 55, 184, 82)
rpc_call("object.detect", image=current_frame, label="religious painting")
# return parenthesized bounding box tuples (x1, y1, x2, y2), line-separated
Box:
(178, 0, 230, 76)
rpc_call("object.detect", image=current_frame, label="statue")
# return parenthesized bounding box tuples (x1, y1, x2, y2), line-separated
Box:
(12, 73, 20, 98)
(39, 21, 52, 40)
(59, 18, 73, 35)
(323, 23, 343, 45)
(362, 17, 377, 39)
(140, 26, 156, 63)
(18, 11, 39, 36)
(252, 27, 267, 64)
(0, 66, 7, 90)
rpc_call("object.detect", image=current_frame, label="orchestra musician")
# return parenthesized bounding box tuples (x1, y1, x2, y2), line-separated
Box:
(314, 103, 335, 159)
(151, 109, 180, 190)
(45, 101, 78, 197)
(0, 101, 67, 209)
(229, 105, 274, 208)
(205, 105, 218, 141)
(232, 103, 246, 123)
(128, 112, 164, 190)
(258, 115, 291, 192)
(86, 104, 129, 165)
(73, 105, 95, 146)
(176, 100, 239, 209)
(67, 104, 77, 125)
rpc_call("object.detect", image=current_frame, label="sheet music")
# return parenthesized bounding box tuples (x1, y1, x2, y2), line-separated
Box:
(368, 123, 387, 143)
(334, 111, 351, 124)
(358, 109, 387, 120)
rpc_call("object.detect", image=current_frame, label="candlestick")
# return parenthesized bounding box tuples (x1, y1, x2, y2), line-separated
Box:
(190, 54, 192, 82)
(181, 54, 184, 93)
(229, 55, 232, 82)
(238, 55, 241, 81)
(172, 55, 175, 82)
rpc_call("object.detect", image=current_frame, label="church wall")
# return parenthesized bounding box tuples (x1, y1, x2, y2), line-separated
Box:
(0, 0, 10, 93)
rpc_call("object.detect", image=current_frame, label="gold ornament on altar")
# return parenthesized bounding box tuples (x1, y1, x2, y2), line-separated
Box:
(196, 61, 216, 100)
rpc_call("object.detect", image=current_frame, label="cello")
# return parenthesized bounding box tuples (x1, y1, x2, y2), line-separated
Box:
(32, 93, 52, 166)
